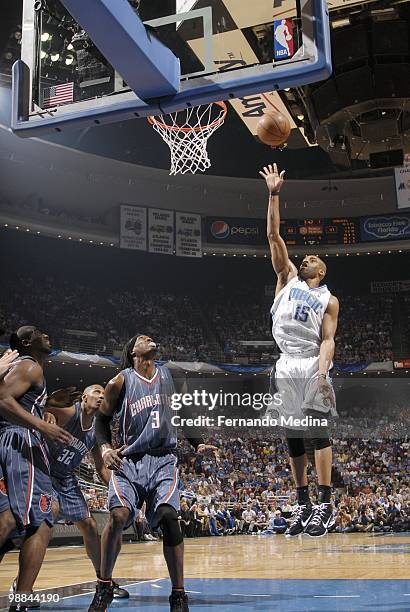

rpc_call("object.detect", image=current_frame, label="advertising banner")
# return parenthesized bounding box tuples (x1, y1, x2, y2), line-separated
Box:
(360, 213, 410, 242)
(205, 217, 266, 245)
(395, 166, 410, 209)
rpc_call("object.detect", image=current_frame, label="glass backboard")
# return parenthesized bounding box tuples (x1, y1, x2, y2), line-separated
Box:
(12, 0, 331, 136)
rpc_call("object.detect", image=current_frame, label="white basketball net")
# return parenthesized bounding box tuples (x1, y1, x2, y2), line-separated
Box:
(148, 102, 227, 176)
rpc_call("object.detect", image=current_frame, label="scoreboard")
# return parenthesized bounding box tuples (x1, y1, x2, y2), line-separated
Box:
(281, 218, 358, 246)
(205, 213, 409, 246)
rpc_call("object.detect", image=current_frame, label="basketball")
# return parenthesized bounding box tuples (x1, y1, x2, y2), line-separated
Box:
(256, 111, 291, 147)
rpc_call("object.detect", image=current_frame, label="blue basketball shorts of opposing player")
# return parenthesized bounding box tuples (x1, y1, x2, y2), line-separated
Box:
(51, 473, 91, 523)
(108, 451, 179, 529)
(0, 427, 53, 529)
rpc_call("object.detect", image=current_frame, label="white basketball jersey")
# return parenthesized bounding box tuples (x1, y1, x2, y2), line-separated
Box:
(271, 276, 331, 356)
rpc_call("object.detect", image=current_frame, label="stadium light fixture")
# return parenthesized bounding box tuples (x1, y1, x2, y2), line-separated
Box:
(331, 17, 350, 29)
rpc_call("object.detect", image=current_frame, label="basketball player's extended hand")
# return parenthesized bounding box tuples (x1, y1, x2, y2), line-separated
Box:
(43, 411, 57, 425)
(259, 163, 286, 194)
(317, 375, 336, 410)
(197, 444, 220, 463)
(39, 421, 73, 445)
(47, 386, 82, 408)
(102, 445, 127, 470)
(0, 349, 19, 380)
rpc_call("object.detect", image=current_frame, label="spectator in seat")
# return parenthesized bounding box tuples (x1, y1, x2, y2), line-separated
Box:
(242, 503, 257, 534)
(335, 506, 355, 533)
(189, 503, 203, 537)
(208, 504, 221, 536)
(373, 507, 391, 533)
(270, 510, 288, 534)
(355, 508, 374, 532)
(179, 500, 192, 538)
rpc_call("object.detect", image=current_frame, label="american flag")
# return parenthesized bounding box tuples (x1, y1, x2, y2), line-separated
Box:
(42, 82, 74, 108)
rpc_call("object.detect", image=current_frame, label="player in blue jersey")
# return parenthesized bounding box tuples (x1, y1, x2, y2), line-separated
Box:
(0, 326, 72, 612)
(89, 334, 201, 612)
(43, 384, 129, 600)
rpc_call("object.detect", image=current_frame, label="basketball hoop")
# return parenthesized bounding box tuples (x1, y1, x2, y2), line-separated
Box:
(147, 101, 227, 176)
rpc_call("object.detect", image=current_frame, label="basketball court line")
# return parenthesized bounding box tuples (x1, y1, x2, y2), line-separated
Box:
(313, 595, 361, 598)
(59, 578, 166, 600)
(33, 577, 410, 612)
(230, 593, 272, 597)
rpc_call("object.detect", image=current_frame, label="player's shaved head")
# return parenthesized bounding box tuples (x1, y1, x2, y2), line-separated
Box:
(299, 255, 327, 282)
(9, 326, 37, 351)
(82, 384, 104, 411)
(83, 384, 104, 395)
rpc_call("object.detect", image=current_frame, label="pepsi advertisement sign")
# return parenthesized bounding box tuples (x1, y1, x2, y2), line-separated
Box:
(206, 217, 266, 245)
(360, 213, 410, 242)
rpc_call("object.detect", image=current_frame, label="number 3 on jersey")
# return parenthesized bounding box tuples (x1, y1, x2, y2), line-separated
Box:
(151, 409, 160, 429)
(294, 304, 310, 322)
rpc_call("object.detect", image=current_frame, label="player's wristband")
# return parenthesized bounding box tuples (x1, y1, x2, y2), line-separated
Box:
(318, 373, 327, 379)
(269, 191, 280, 197)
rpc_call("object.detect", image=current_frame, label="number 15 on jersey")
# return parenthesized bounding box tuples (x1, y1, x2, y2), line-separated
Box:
(294, 304, 310, 322)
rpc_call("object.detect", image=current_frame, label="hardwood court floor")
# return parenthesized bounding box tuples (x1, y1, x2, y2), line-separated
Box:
(0, 533, 409, 610)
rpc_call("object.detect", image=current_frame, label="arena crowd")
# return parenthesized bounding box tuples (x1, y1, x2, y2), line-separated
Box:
(78, 433, 409, 538)
(0, 276, 394, 364)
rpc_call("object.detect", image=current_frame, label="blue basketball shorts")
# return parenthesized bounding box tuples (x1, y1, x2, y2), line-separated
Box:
(0, 427, 53, 529)
(51, 473, 91, 523)
(109, 452, 180, 529)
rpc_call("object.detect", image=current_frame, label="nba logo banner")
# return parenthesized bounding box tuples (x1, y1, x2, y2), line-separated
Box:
(274, 19, 294, 60)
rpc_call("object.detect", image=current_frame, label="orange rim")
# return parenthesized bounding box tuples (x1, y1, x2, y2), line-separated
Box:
(147, 101, 227, 133)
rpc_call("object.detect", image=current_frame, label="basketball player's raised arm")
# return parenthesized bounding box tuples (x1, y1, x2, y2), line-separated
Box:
(319, 295, 339, 376)
(95, 372, 125, 469)
(259, 164, 297, 294)
(0, 361, 72, 444)
(43, 388, 81, 424)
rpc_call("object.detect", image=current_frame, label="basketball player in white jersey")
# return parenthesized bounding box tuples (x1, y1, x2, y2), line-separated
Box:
(260, 164, 339, 538)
